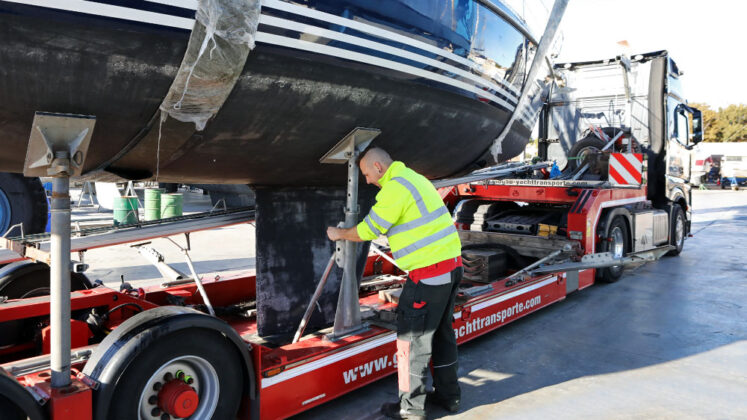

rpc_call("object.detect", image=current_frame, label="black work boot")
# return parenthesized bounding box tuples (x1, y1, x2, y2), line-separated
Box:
(380, 402, 426, 420)
(425, 391, 460, 413)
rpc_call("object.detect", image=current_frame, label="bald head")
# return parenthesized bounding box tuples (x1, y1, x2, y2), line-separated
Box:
(359, 147, 393, 187)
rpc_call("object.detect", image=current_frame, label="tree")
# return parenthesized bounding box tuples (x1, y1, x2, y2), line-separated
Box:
(689, 102, 747, 142)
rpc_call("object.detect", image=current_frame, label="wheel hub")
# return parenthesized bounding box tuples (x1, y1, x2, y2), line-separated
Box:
(158, 380, 199, 418)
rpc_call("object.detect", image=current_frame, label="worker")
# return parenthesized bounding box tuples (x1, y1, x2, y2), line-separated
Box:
(326, 147, 463, 420)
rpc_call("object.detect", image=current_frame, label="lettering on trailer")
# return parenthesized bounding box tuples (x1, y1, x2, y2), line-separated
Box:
(454, 295, 541, 339)
(342, 354, 397, 384)
(487, 179, 601, 187)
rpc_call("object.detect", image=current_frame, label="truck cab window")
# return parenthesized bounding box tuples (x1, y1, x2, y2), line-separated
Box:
(676, 110, 690, 145)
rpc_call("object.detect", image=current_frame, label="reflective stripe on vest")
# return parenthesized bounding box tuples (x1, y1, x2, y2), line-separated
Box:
(364, 215, 383, 236)
(387, 177, 456, 260)
(392, 224, 457, 260)
(368, 209, 393, 231)
(392, 177, 428, 216)
(388, 206, 448, 236)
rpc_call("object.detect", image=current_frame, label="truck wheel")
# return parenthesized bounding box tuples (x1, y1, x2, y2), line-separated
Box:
(667, 206, 686, 256)
(0, 173, 48, 236)
(598, 216, 628, 283)
(90, 328, 243, 420)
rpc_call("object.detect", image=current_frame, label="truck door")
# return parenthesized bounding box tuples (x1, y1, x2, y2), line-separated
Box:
(667, 101, 692, 181)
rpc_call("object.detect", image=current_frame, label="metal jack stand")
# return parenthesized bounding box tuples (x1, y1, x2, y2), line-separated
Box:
(320, 127, 380, 341)
(24, 112, 96, 389)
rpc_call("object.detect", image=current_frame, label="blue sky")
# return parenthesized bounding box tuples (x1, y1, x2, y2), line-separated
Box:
(556, 0, 745, 109)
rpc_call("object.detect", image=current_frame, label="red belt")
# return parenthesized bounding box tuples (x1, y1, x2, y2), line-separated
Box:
(409, 256, 462, 283)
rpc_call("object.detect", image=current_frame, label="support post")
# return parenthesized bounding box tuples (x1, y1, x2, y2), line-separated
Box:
(23, 112, 96, 389)
(50, 154, 72, 388)
(331, 148, 364, 338)
(320, 127, 380, 340)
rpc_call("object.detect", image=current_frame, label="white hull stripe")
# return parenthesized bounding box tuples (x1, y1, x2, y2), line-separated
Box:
(263, 0, 521, 97)
(146, 0, 197, 9)
(261, 333, 397, 388)
(256, 32, 517, 112)
(3, 0, 195, 29)
(259, 14, 519, 104)
(7, 0, 521, 109)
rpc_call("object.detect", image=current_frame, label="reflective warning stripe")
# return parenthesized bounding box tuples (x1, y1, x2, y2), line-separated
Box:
(393, 224, 457, 260)
(609, 153, 643, 185)
(364, 215, 383, 236)
(420, 272, 451, 286)
(388, 206, 448, 236)
(392, 177, 428, 216)
(368, 209, 393, 231)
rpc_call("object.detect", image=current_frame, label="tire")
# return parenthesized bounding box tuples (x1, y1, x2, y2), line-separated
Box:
(667, 205, 686, 256)
(95, 328, 243, 420)
(0, 261, 92, 298)
(0, 173, 48, 236)
(0, 373, 46, 420)
(568, 135, 607, 172)
(0, 262, 92, 347)
(598, 216, 629, 283)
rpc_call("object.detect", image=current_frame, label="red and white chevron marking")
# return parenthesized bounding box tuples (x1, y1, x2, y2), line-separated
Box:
(609, 153, 643, 185)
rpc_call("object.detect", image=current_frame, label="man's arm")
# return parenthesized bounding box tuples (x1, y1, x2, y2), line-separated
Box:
(326, 226, 364, 242)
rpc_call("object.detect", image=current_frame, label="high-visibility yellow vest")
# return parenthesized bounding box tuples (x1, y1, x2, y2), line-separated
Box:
(357, 161, 461, 271)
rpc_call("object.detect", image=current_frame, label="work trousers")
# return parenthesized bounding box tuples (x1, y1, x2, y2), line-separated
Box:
(396, 267, 462, 415)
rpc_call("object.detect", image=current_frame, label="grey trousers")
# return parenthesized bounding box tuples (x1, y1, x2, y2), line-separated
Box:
(396, 267, 462, 415)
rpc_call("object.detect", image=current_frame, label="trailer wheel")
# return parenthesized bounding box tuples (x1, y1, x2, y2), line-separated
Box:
(0, 262, 92, 347)
(90, 328, 243, 420)
(0, 370, 47, 420)
(0, 261, 92, 298)
(598, 216, 628, 283)
(667, 205, 686, 256)
(0, 173, 48, 236)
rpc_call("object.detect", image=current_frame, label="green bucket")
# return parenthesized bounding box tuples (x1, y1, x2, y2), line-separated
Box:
(144, 188, 163, 221)
(161, 193, 183, 218)
(113, 196, 139, 226)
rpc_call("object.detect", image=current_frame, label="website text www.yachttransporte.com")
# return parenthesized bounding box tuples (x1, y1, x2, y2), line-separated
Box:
(342, 295, 541, 384)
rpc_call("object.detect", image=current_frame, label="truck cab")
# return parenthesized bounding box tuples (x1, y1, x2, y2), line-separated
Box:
(542, 50, 702, 235)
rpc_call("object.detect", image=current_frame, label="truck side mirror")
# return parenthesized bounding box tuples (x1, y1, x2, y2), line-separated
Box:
(691, 108, 703, 144)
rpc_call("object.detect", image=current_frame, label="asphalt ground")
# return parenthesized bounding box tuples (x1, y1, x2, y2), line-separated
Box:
(72, 188, 747, 419)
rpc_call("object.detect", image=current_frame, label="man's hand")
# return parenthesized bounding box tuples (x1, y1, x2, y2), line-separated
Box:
(326, 226, 363, 242)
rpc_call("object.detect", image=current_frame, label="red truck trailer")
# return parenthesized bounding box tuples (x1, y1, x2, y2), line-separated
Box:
(0, 51, 701, 419)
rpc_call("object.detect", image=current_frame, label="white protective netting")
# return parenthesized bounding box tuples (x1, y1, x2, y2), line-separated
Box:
(160, 0, 261, 131)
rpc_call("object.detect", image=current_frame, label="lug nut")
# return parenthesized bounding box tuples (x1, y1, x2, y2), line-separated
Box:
(186, 376, 194, 385)
(176, 370, 185, 380)
(163, 372, 173, 382)
(148, 395, 158, 405)
(151, 407, 161, 416)
(161, 414, 170, 420)
(153, 382, 162, 391)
